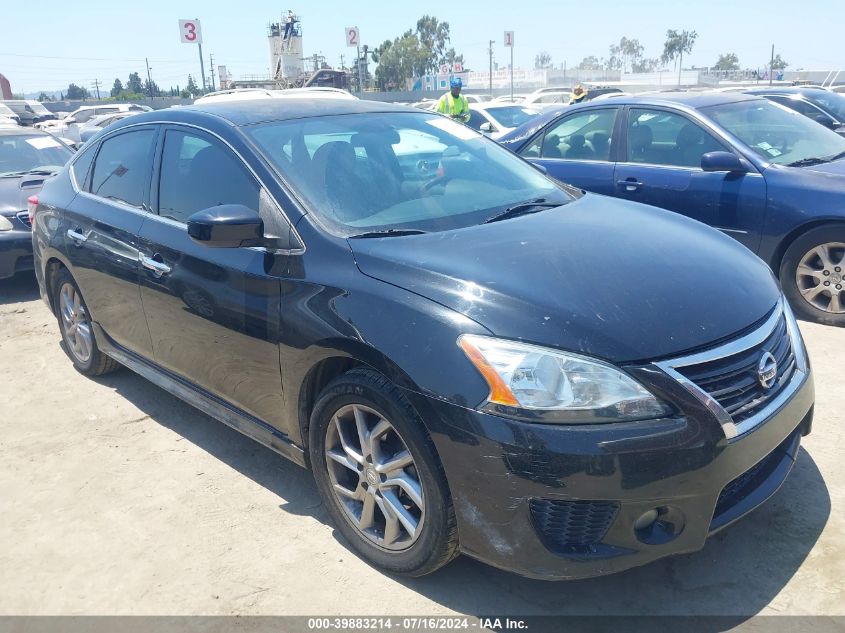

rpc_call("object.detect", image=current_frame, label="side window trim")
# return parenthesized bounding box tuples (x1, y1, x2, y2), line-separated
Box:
(85, 124, 160, 211)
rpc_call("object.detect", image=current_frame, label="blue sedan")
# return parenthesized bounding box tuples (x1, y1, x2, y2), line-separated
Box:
(499, 92, 845, 326)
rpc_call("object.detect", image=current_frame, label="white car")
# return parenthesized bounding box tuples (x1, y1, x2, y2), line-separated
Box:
(36, 103, 151, 141)
(194, 87, 358, 104)
(0, 103, 21, 126)
(464, 94, 493, 103)
(490, 94, 530, 104)
(466, 103, 542, 139)
(521, 91, 571, 107)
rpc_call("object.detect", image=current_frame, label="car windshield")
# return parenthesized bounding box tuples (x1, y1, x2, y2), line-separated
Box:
(704, 99, 845, 166)
(245, 111, 568, 235)
(805, 91, 845, 120)
(0, 134, 73, 176)
(0, 104, 15, 117)
(485, 106, 541, 128)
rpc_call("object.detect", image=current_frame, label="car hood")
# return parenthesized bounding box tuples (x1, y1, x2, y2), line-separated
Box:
(349, 194, 780, 363)
(0, 174, 48, 215)
(794, 157, 845, 177)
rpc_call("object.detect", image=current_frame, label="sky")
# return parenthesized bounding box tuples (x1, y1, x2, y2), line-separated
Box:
(2, 0, 844, 94)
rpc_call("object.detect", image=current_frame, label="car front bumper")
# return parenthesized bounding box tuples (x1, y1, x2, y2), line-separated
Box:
(0, 228, 34, 279)
(406, 364, 813, 580)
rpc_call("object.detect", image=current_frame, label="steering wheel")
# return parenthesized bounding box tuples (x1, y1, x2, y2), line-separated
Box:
(419, 174, 451, 195)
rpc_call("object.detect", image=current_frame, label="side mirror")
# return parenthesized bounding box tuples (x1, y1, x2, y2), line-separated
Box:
(531, 161, 548, 175)
(63, 117, 76, 125)
(701, 151, 747, 173)
(187, 205, 264, 248)
(479, 122, 495, 133)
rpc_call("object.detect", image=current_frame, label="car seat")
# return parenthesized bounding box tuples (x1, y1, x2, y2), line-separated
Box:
(565, 134, 594, 159)
(542, 133, 563, 158)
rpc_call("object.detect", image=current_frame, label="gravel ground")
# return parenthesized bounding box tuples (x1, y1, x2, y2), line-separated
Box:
(1, 273, 843, 617)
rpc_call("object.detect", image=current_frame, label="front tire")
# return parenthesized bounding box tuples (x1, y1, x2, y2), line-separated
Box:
(53, 268, 120, 376)
(780, 225, 845, 327)
(309, 368, 459, 576)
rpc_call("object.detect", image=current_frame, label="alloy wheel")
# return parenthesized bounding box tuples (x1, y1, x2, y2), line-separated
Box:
(59, 282, 93, 363)
(324, 404, 425, 551)
(796, 242, 845, 314)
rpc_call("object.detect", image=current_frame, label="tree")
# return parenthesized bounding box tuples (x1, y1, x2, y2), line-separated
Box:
(65, 83, 89, 100)
(576, 56, 603, 71)
(186, 75, 201, 96)
(714, 53, 740, 70)
(126, 72, 144, 95)
(609, 37, 644, 73)
(110, 78, 124, 98)
(662, 29, 698, 84)
(37, 92, 54, 102)
(373, 16, 464, 91)
(144, 79, 160, 97)
(632, 58, 660, 73)
(534, 51, 552, 70)
(769, 54, 789, 70)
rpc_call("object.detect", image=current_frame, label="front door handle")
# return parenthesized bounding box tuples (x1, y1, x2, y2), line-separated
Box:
(139, 253, 172, 278)
(617, 178, 643, 192)
(66, 228, 88, 244)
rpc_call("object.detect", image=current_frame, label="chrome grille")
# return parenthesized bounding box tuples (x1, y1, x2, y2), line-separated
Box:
(676, 313, 796, 424)
(656, 301, 808, 439)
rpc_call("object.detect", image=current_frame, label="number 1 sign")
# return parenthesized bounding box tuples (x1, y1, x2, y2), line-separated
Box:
(179, 19, 203, 44)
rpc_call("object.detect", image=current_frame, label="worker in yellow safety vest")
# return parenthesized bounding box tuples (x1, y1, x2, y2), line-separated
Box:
(436, 77, 470, 124)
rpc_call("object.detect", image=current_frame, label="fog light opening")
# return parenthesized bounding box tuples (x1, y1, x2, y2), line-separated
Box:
(635, 505, 686, 545)
(634, 508, 659, 531)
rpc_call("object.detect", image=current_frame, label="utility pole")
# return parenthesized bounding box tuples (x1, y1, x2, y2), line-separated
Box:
(90, 79, 100, 100)
(488, 40, 494, 94)
(510, 45, 514, 100)
(357, 45, 364, 94)
(340, 54, 345, 70)
(209, 54, 216, 91)
(769, 44, 775, 86)
(145, 57, 154, 99)
(197, 17, 207, 94)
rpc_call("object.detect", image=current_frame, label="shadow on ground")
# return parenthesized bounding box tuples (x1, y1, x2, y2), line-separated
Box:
(96, 367, 829, 619)
(0, 274, 40, 305)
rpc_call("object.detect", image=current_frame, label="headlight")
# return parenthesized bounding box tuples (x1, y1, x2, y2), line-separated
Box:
(782, 297, 809, 373)
(458, 334, 673, 423)
(0, 215, 13, 232)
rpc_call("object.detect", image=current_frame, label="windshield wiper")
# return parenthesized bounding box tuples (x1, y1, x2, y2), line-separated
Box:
(826, 150, 845, 162)
(483, 198, 561, 224)
(348, 228, 428, 239)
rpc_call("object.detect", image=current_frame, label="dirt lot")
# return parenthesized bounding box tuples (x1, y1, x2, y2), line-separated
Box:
(1, 273, 843, 617)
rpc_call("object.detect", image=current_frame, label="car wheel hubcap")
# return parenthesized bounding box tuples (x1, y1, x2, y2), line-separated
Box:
(59, 283, 93, 363)
(324, 404, 425, 551)
(796, 242, 845, 314)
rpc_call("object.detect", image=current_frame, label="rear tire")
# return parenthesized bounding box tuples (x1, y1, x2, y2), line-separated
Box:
(780, 225, 845, 327)
(53, 268, 120, 376)
(309, 368, 459, 577)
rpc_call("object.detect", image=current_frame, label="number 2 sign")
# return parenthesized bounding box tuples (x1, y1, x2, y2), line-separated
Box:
(179, 19, 203, 44)
(345, 27, 360, 47)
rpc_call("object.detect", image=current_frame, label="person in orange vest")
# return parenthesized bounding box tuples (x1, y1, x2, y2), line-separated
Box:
(436, 77, 470, 123)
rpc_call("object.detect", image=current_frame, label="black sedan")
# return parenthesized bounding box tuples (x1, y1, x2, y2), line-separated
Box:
(744, 86, 845, 135)
(0, 128, 73, 279)
(31, 99, 813, 580)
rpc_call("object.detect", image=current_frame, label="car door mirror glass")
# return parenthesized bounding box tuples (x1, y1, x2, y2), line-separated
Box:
(701, 151, 746, 173)
(479, 122, 494, 133)
(187, 204, 264, 248)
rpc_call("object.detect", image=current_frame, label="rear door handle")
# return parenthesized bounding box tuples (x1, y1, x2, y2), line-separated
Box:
(66, 228, 88, 244)
(139, 253, 172, 277)
(617, 178, 643, 192)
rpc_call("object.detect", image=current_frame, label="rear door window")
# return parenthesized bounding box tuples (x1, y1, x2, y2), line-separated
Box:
(89, 128, 157, 208)
(626, 108, 728, 168)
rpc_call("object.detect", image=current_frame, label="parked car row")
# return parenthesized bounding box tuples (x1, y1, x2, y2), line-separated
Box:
(0, 100, 57, 126)
(498, 91, 845, 326)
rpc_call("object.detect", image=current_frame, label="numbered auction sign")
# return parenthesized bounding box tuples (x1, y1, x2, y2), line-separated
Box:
(179, 19, 203, 44)
(504, 31, 514, 47)
(345, 27, 360, 48)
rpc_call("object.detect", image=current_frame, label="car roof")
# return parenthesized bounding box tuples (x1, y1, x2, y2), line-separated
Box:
(744, 86, 828, 96)
(118, 97, 415, 127)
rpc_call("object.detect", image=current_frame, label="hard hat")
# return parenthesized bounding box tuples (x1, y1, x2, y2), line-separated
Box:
(450, 77, 463, 88)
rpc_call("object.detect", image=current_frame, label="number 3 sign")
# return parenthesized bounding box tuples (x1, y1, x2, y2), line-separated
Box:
(179, 19, 203, 44)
